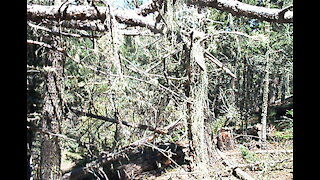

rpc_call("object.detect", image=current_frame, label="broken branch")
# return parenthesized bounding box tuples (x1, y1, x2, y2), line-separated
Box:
(216, 149, 255, 180)
(71, 108, 170, 134)
(205, 51, 237, 78)
(27, 39, 65, 53)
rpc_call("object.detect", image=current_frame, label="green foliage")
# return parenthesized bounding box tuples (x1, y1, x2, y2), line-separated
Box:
(275, 109, 293, 130)
(239, 145, 258, 163)
(272, 128, 293, 141)
(212, 116, 228, 134)
(286, 109, 293, 117)
(27, 0, 293, 176)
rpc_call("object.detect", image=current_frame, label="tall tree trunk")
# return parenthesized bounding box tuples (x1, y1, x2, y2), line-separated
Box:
(261, 1, 271, 143)
(281, 72, 290, 102)
(39, 33, 64, 179)
(185, 30, 211, 177)
(261, 52, 270, 142)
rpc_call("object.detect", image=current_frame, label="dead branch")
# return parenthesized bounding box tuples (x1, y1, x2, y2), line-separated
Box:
(204, 51, 237, 78)
(216, 149, 255, 180)
(101, 119, 182, 161)
(233, 133, 262, 140)
(232, 158, 293, 171)
(71, 108, 169, 134)
(44, 19, 109, 32)
(189, 0, 293, 23)
(225, 149, 293, 156)
(102, 134, 157, 161)
(27, 39, 65, 53)
(28, 22, 100, 38)
(142, 142, 182, 167)
(27, 5, 163, 33)
(27, 125, 77, 142)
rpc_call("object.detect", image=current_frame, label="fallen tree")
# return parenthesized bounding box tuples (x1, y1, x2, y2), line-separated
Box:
(27, 0, 293, 33)
(189, 0, 293, 23)
(102, 142, 189, 180)
(27, 4, 164, 33)
(61, 141, 189, 180)
(27, 1, 293, 179)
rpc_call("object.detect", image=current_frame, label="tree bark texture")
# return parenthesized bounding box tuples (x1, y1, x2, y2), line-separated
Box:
(185, 30, 211, 177)
(261, 53, 269, 142)
(40, 34, 65, 179)
(27, 0, 292, 35)
(27, 5, 164, 33)
(188, 0, 293, 23)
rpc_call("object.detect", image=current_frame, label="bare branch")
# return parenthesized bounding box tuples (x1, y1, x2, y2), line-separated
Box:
(204, 50, 237, 78)
(45, 19, 109, 32)
(70, 108, 169, 134)
(27, 125, 77, 142)
(27, 39, 65, 53)
(189, 0, 293, 23)
(27, 5, 164, 33)
(28, 22, 100, 38)
(101, 119, 182, 161)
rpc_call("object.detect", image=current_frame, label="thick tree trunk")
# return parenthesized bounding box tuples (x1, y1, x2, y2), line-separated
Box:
(188, 0, 293, 23)
(27, 5, 163, 33)
(185, 30, 211, 177)
(40, 33, 65, 179)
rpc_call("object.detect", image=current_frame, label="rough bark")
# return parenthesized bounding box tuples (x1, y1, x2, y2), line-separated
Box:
(261, 53, 270, 142)
(39, 33, 65, 179)
(217, 128, 234, 150)
(185, 30, 211, 177)
(27, 0, 292, 35)
(188, 0, 293, 23)
(27, 5, 164, 33)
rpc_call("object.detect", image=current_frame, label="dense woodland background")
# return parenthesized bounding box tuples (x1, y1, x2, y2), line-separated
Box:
(27, 0, 293, 179)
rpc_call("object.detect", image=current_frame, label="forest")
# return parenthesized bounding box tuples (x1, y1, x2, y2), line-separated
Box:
(27, 0, 293, 179)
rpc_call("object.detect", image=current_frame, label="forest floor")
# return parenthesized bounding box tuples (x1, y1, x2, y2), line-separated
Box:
(221, 139, 293, 180)
(60, 126, 293, 180)
(142, 133, 293, 180)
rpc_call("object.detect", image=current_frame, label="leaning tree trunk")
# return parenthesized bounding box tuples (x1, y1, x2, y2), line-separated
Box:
(39, 32, 65, 179)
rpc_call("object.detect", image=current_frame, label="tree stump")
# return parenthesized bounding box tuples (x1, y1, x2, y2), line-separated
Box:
(217, 128, 234, 151)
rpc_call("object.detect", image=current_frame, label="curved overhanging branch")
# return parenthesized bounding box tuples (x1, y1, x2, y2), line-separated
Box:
(188, 0, 293, 23)
(27, 5, 164, 33)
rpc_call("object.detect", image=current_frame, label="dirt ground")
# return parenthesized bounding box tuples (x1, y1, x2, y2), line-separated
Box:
(145, 138, 293, 180)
